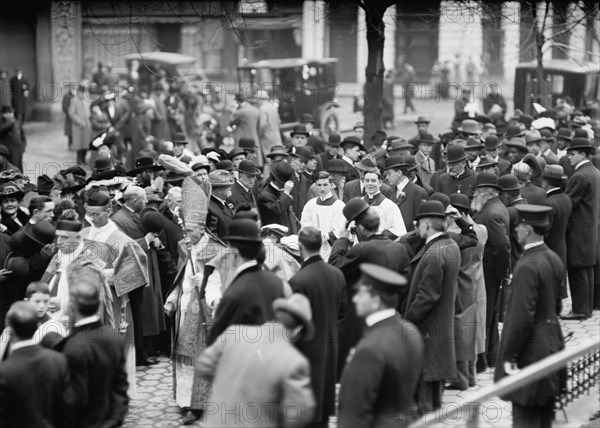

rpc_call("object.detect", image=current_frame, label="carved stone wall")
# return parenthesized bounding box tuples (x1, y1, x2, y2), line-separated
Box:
(50, 2, 82, 100)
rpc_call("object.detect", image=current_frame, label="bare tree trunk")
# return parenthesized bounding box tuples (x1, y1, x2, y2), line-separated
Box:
(361, 3, 388, 150)
(532, 1, 549, 111)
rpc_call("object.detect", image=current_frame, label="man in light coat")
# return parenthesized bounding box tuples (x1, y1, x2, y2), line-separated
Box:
(256, 90, 282, 164)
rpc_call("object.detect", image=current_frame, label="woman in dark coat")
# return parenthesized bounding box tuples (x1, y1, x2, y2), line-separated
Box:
(0, 183, 29, 236)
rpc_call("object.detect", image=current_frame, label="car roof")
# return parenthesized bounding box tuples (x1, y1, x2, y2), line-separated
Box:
(516, 59, 599, 74)
(239, 57, 338, 70)
(124, 52, 196, 66)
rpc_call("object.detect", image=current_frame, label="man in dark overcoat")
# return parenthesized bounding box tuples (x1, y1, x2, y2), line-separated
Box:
(495, 205, 566, 428)
(470, 173, 511, 370)
(329, 198, 410, 379)
(289, 227, 346, 428)
(404, 201, 461, 414)
(497, 174, 528, 272)
(338, 264, 423, 428)
(258, 162, 296, 233)
(542, 165, 572, 299)
(206, 170, 235, 239)
(562, 138, 600, 320)
(227, 159, 260, 215)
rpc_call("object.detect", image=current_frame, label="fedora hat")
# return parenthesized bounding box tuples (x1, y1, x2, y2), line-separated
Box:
(36, 174, 55, 195)
(556, 128, 572, 141)
(0, 182, 24, 200)
(299, 113, 315, 124)
(542, 164, 567, 181)
(340, 137, 366, 152)
(172, 132, 189, 145)
(354, 157, 378, 172)
(505, 137, 528, 153)
(342, 197, 370, 223)
(272, 293, 315, 341)
(498, 174, 525, 191)
(449, 193, 471, 212)
(460, 119, 481, 135)
(238, 159, 259, 176)
(4, 253, 29, 279)
(384, 156, 406, 170)
(446, 145, 468, 163)
(524, 130, 543, 145)
(470, 172, 502, 190)
(568, 137, 594, 153)
(417, 133, 439, 144)
(387, 138, 413, 153)
(476, 154, 498, 169)
(484, 135, 500, 150)
(505, 125, 525, 140)
(414, 200, 446, 220)
(224, 218, 263, 243)
(266, 145, 289, 159)
(238, 137, 257, 152)
(414, 116, 430, 124)
(465, 137, 483, 150)
(271, 162, 294, 184)
(208, 170, 234, 187)
(288, 146, 312, 161)
(24, 221, 56, 246)
(228, 147, 248, 160)
(126, 156, 164, 177)
(290, 124, 309, 137)
(326, 159, 347, 174)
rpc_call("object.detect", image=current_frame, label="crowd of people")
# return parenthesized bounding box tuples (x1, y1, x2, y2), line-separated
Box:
(0, 59, 598, 428)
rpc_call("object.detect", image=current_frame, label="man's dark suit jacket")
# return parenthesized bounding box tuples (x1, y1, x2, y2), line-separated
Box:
(258, 184, 295, 231)
(207, 195, 234, 238)
(228, 181, 259, 212)
(55, 321, 129, 428)
(158, 205, 184, 263)
(388, 181, 428, 232)
(0, 344, 73, 428)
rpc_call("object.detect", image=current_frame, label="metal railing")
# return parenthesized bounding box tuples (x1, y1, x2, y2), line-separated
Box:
(408, 339, 600, 428)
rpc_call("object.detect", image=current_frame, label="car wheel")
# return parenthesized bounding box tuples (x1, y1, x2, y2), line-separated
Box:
(320, 108, 339, 140)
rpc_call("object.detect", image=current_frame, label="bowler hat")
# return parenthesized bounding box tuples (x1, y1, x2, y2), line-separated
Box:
(505, 137, 528, 153)
(342, 197, 370, 223)
(417, 133, 439, 144)
(518, 114, 534, 129)
(359, 263, 408, 295)
(24, 221, 56, 246)
(4, 254, 29, 279)
(327, 134, 341, 146)
(0, 182, 24, 200)
(290, 125, 309, 137)
(215, 160, 235, 172)
(140, 209, 165, 233)
(326, 159, 347, 174)
(470, 172, 502, 190)
(573, 129, 590, 139)
(172, 132, 189, 145)
(539, 129, 554, 142)
(299, 113, 315, 124)
(414, 116, 430, 124)
(126, 156, 164, 177)
(514, 204, 552, 227)
(208, 170, 234, 187)
(353, 121, 364, 130)
(238, 159, 259, 176)
(272, 293, 314, 341)
(542, 164, 567, 181)
(271, 162, 294, 184)
(429, 192, 450, 209)
(340, 137, 366, 152)
(449, 193, 471, 212)
(398, 155, 418, 171)
(567, 137, 594, 153)
(224, 218, 262, 243)
(446, 145, 468, 163)
(266, 146, 289, 159)
(228, 147, 248, 160)
(498, 174, 525, 191)
(505, 125, 525, 140)
(288, 146, 312, 161)
(556, 128, 572, 141)
(36, 175, 55, 195)
(484, 135, 500, 150)
(238, 138, 257, 152)
(0, 146, 9, 158)
(465, 137, 483, 150)
(414, 200, 446, 220)
(384, 156, 406, 170)
(460, 119, 481, 135)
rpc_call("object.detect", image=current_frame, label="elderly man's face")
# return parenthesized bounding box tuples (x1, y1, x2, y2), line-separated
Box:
(186, 223, 205, 245)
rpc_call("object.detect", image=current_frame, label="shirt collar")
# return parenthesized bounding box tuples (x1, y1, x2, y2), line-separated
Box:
(9, 339, 37, 354)
(426, 231, 444, 244)
(575, 159, 590, 170)
(365, 308, 396, 327)
(546, 187, 560, 194)
(524, 241, 544, 250)
(270, 182, 283, 192)
(238, 181, 249, 192)
(74, 314, 100, 328)
(342, 156, 354, 166)
(233, 260, 259, 279)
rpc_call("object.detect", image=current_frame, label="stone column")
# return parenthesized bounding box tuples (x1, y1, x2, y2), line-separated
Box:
(383, 5, 396, 72)
(302, 0, 326, 58)
(356, 6, 367, 83)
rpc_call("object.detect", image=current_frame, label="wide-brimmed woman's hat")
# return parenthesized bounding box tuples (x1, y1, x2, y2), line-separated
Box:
(0, 182, 24, 200)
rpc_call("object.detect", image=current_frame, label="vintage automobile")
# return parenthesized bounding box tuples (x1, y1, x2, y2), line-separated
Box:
(237, 58, 340, 138)
(514, 59, 600, 115)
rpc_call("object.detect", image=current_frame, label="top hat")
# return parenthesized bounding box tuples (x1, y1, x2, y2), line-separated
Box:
(238, 138, 257, 152)
(568, 137, 594, 153)
(0, 145, 9, 158)
(299, 113, 315, 124)
(514, 204, 552, 227)
(498, 174, 525, 191)
(224, 218, 263, 243)
(460, 119, 481, 135)
(484, 135, 500, 150)
(126, 156, 164, 177)
(266, 145, 289, 159)
(542, 164, 567, 181)
(228, 147, 248, 160)
(0, 182, 24, 200)
(340, 137, 366, 152)
(208, 170, 234, 187)
(446, 145, 468, 163)
(290, 125, 309, 137)
(465, 137, 483, 150)
(429, 192, 451, 209)
(505, 137, 528, 153)
(140, 209, 165, 233)
(414, 116, 431, 125)
(4, 253, 29, 279)
(326, 159, 347, 174)
(414, 200, 446, 220)
(327, 134, 342, 146)
(470, 172, 502, 190)
(36, 175, 55, 195)
(417, 133, 439, 144)
(343, 197, 370, 223)
(359, 263, 408, 295)
(271, 162, 294, 184)
(172, 132, 189, 145)
(556, 128, 572, 141)
(24, 221, 56, 246)
(476, 154, 498, 169)
(449, 193, 471, 212)
(288, 146, 312, 161)
(505, 125, 525, 140)
(272, 293, 315, 341)
(238, 159, 259, 176)
(353, 121, 364, 130)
